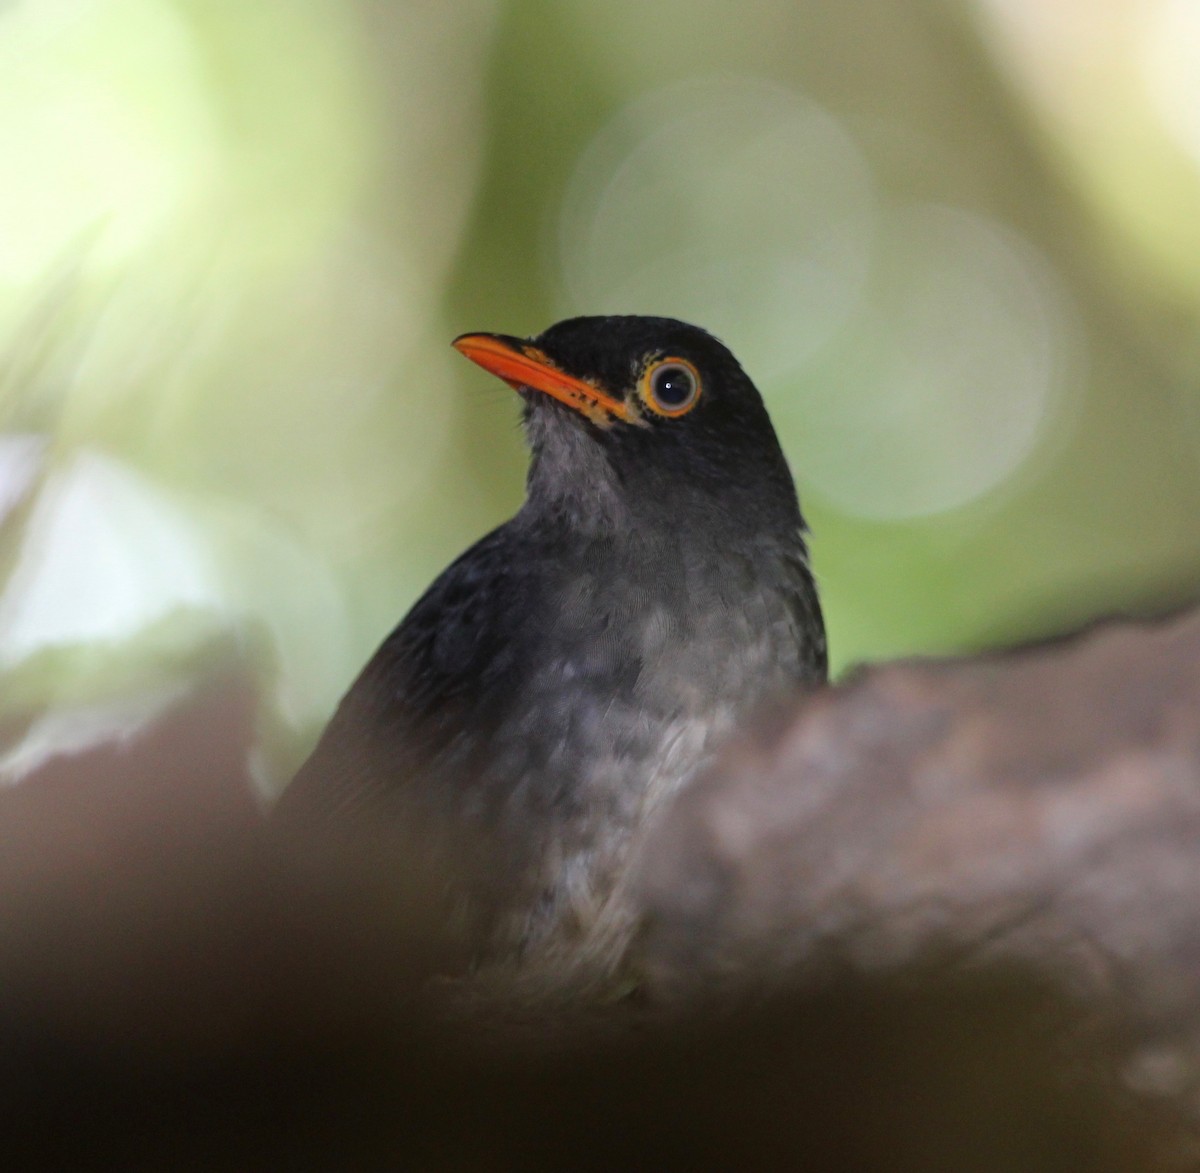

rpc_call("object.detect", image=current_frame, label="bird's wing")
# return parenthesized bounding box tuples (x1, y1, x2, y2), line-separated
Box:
(279, 525, 526, 820)
(779, 546, 828, 681)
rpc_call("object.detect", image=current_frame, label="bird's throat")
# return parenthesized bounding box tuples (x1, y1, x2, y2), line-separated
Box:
(522, 401, 629, 532)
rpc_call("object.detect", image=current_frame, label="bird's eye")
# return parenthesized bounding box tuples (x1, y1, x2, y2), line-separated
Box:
(640, 358, 702, 417)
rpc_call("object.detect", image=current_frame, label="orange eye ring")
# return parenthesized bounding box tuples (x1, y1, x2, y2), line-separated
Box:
(639, 357, 702, 417)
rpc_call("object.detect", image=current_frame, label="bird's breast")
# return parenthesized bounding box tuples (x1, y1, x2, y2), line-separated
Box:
(358, 527, 821, 963)
(475, 556, 808, 852)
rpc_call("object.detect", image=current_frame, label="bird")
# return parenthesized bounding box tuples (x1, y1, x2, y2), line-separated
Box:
(279, 315, 826, 978)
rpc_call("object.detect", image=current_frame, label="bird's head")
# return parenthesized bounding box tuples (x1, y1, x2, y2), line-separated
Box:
(453, 315, 803, 539)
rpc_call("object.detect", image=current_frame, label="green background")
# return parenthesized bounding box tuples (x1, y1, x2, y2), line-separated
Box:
(2, 0, 1199, 782)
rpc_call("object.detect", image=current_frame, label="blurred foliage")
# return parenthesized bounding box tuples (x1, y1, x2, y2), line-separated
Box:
(1, 0, 1199, 783)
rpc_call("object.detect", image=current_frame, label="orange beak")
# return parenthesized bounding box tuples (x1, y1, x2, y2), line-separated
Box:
(452, 333, 634, 426)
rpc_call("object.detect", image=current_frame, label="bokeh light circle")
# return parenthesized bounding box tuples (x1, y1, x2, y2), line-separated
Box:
(779, 204, 1074, 520)
(556, 75, 877, 380)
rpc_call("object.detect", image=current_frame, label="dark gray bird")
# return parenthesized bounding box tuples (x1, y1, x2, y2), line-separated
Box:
(281, 316, 826, 973)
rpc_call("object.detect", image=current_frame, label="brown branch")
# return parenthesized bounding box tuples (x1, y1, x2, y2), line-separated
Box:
(5, 613, 1200, 1166)
(635, 607, 1200, 1126)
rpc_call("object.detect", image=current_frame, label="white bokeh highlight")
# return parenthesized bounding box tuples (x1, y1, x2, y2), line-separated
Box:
(0, 448, 353, 732)
(1143, 0, 1200, 170)
(0, 451, 223, 664)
